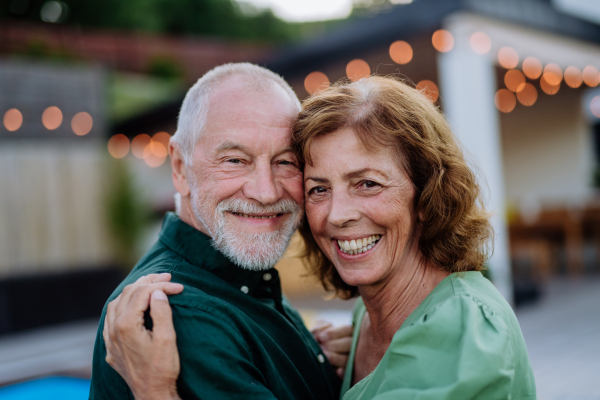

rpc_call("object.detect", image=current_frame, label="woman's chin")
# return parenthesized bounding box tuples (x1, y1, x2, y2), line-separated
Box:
(336, 268, 378, 288)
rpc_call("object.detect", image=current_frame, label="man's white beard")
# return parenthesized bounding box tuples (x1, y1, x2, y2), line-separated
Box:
(191, 194, 302, 271)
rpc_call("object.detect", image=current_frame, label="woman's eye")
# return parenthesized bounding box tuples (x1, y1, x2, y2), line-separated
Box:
(361, 180, 379, 188)
(278, 160, 292, 166)
(308, 186, 327, 195)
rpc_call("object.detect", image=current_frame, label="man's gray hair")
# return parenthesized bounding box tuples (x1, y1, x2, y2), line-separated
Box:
(170, 62, 301, 166)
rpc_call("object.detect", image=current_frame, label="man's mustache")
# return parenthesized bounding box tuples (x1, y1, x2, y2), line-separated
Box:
(217, 198, 300, 216)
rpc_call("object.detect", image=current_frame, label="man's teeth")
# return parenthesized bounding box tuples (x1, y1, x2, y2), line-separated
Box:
(337, 235, 381, 255)
(233, 212, 277, 219)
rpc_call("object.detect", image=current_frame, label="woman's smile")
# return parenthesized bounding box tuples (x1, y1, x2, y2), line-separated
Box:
(335, 234, 382, 256)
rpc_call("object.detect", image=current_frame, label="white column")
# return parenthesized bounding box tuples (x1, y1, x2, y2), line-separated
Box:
(437, 47, 513, 303)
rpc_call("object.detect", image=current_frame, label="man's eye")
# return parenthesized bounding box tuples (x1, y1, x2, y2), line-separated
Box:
(227, 158, 242, 164)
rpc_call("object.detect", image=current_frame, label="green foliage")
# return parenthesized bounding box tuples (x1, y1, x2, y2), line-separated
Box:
(147, 56, 184, 81)
(593, 164, 600, 188)
(2, 0, 306, 43)
(105, 158, 151, 268)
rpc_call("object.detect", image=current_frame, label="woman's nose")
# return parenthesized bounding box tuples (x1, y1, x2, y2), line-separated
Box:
(327, 192, 361, 227)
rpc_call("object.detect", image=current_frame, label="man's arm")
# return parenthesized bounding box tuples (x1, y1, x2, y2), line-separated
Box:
(103, 275, 354, 399)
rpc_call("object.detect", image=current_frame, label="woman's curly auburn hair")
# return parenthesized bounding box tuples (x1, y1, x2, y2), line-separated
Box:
(293, 76, 493, 299)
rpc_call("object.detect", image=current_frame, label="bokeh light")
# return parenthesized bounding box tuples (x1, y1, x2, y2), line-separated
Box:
(582, 65, 600, 87)
(71, 112, 93, 136)
(470, 32, 491, 54)
(304, 71, 330, 95)
(153, 131, 171, 149)
(346, 59, 370, 82)
(131, 134, 151, 159)
(432, 30, 454, 53)
(591, 96, 600, 118)
(564, 66, 583, 88)
(522, 57, 543, 79)
(42, 106, 62, 130)
(505, 69, 526, 93)
(416, 80, 439, 103)
(389, 41, 413, 65)
(3, 108, 23, 132)
(495, 89, 516, 113)
(107, 134, 130, 159)
(542, 63, 563, 86)
(540, 75, 560, 95)
(516, 83, 538, 106)
(144, 140, 168, 167)
(498, 47, 519, 69)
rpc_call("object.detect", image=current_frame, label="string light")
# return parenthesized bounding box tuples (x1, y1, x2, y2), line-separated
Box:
(498, 47, 519, 69)
(304, 71, 330, 95)
(346, 59, 370, 82)
(389, 41, 413, 64)
(432, 30, 454, 53)
(107, 134, 130, 159)
(3, 108, 23, 132)
(470, 32, 491, 54)
(42, 106, 62, 130)
(416, 80, 439, 103)
(495, 89, 516, 113)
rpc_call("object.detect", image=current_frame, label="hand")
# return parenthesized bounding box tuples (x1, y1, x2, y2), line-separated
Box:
(311, 320, 353, 379)
(103, 273, 184, 400)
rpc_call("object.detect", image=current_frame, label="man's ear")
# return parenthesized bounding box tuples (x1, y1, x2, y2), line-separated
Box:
(170, 143, 190, 197)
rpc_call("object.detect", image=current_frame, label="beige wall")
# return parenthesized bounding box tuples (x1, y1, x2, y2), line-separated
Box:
(0, 142, 114, 277)
(500, 87, 594, 210)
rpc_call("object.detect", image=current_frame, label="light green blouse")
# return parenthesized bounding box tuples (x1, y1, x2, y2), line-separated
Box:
(341, 271, 536, 400)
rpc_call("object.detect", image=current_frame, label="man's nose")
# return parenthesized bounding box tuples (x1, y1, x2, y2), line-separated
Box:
(243, 163, 282, 205)
(327, 191, 361, 227)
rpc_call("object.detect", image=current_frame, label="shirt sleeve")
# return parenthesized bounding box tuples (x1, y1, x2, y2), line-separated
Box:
(368, 295, 516, 400)
(173, 304, 279, 400)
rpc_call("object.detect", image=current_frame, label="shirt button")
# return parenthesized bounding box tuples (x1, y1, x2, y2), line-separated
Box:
(262, 273, 272, 281)
(240, 286, 249, 294)
(317, 354, 325, 363)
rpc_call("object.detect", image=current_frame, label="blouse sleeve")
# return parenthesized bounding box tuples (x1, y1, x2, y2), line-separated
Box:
(370, 295, 516, 400)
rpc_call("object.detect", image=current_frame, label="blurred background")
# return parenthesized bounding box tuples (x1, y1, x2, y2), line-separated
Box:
(0, 0, 599, 398)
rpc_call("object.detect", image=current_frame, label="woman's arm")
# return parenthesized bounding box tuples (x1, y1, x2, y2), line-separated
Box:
(103, 274, 183, 400)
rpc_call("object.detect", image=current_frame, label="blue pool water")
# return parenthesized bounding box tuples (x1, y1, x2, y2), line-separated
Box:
(0, 376, 91, 400)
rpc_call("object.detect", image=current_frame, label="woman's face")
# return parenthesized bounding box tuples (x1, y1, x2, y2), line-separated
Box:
(304, 128, 420, 288)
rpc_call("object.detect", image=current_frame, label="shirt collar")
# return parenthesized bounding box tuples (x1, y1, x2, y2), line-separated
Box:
(158, 212, 281, 296)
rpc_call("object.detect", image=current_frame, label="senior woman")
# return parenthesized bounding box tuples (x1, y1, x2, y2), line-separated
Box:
(295, 76, 535, 399)
(103, 76, 536, 399)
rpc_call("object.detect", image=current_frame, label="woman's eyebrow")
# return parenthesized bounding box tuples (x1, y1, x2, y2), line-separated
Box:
(305, 177, 329, 183)
(343, 168, 390, 180)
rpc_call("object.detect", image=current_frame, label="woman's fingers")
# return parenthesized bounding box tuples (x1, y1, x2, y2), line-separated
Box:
(149, 290, 177, 347)
(311, 319, 333, 342)
(135, 273, 172, 285)
(320, 336, 353, 353)
(323, 350, 349, 369)
(116, 282, 183, 328)
(316, 324, 353, 343)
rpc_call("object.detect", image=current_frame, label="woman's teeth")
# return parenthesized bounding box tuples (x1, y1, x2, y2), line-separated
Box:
(338, 235, 381, 255)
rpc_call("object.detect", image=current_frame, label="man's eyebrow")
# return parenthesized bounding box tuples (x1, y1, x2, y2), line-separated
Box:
(215, 141, 249, 153)
(275, 146, 295, 156)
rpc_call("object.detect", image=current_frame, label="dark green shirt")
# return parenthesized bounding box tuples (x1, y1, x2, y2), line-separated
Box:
(89, 213, 340, 400)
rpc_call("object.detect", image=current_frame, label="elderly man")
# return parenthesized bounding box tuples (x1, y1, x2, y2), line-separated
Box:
(89, 63, 349, 400)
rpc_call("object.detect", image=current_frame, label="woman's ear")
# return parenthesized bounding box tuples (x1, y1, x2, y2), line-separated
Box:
(170, 143, 190, 197)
